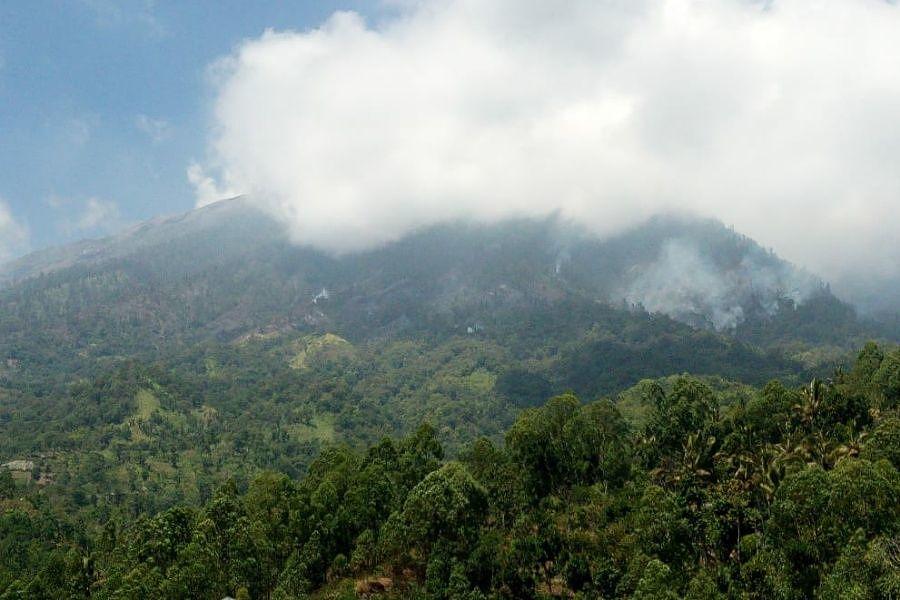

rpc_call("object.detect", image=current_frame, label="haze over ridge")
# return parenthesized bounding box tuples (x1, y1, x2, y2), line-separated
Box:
(190, 0, 900, 312)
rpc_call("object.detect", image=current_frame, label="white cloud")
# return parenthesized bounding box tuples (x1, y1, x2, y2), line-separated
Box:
(135, 114, 172, 143)
(77, 198, 120, 232)
(60, 197, 122, 236)
(0, 199, 28, 264)
(187, 163, 238, 207)
(192, 0, 900, 285)
(81, 0, 165, 37)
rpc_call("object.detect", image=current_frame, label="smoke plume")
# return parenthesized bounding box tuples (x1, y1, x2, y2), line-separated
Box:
(192, 0, 900, 292)
(0, 199, 28, 264)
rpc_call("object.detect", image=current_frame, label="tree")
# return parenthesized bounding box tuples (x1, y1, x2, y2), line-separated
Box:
(270, 551, 310, 600)
(861, 417, 900, 469)
(853, 341, 884, 383)
(0, 470, 15, 500)
(769, 459, 900, 593)
(873, 348, 900, 408)
(631, 559, 679, 600)
(641, 378, 719, 469)
(817, 530, 900, 600)
(459, 438, 526, 527)
(506, 393, 581, 496)
(380, 462, 487, 566)
(506, 394, 631, 497)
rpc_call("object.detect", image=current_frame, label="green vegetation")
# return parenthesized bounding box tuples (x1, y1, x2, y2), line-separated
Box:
(1, 342, 898, 598)
(0, 316, 808, 533)
(0, 208, 897, 597)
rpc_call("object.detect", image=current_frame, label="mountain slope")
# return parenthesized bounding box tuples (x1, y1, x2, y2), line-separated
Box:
(1, 199, 887, 463)
(0, 198, 882, 355)
(1, 199, 894, 554)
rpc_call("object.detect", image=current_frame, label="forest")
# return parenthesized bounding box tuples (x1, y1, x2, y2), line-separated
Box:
(1, 209, 898, 598)
(4, 0, 900, 596)
(1, 341, 898, 599)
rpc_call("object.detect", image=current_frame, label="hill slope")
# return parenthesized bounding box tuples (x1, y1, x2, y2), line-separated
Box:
(0, 198, 885, 387)
(1, 201, 896, 599)
(0, 199, 887, 490)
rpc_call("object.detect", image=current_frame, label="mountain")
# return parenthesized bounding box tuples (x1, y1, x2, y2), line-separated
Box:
(1, 197, 888, 466)
(2, 199, 898, 598)
(0, 198, 826, 325)
(0, 198, 884, 373)
(0, 198, 892, 461)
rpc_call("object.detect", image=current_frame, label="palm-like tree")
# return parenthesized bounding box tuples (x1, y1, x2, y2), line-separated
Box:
(826, 429, 868, 467)
(793, 378, 825, 431)
(720, 442, 796, 506)
(652, 432, 716, 490)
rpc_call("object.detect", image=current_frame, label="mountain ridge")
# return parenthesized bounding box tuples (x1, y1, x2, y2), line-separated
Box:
(2, 198, 891, 413)
(0, 198, 887, 364)
(0, 197, 831, 323)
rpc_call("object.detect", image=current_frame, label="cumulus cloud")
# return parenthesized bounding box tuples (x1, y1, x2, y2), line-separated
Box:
(0, 199, 29, 264)
(192, 0, 900, 286)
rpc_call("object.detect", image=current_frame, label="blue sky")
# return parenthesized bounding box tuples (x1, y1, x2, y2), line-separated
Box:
(0, 0, 379, 257)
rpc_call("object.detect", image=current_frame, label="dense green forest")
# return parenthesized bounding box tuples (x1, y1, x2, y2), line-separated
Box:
(1, 342, 898, 598)
(0, 321, 797, 529)
(1, 204, 898, 598)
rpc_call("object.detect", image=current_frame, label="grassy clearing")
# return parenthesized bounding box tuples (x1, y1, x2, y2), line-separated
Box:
(289, 334, 355, 370)
(134, 389, 161, 419)
(289, 414, 336, 443)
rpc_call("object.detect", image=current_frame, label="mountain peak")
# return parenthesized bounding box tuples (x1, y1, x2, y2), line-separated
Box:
(0, 202, 880, 355)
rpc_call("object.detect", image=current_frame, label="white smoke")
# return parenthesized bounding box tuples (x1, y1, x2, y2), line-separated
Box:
(619, 238, 820, 329)
(61, 197, 123, 235)
(192, 0, 900, 287)
(0, 198, 28, 264)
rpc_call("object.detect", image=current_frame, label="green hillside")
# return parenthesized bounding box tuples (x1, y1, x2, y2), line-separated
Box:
(1, 342, 898, 598)
(0, 203, 897, 598)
